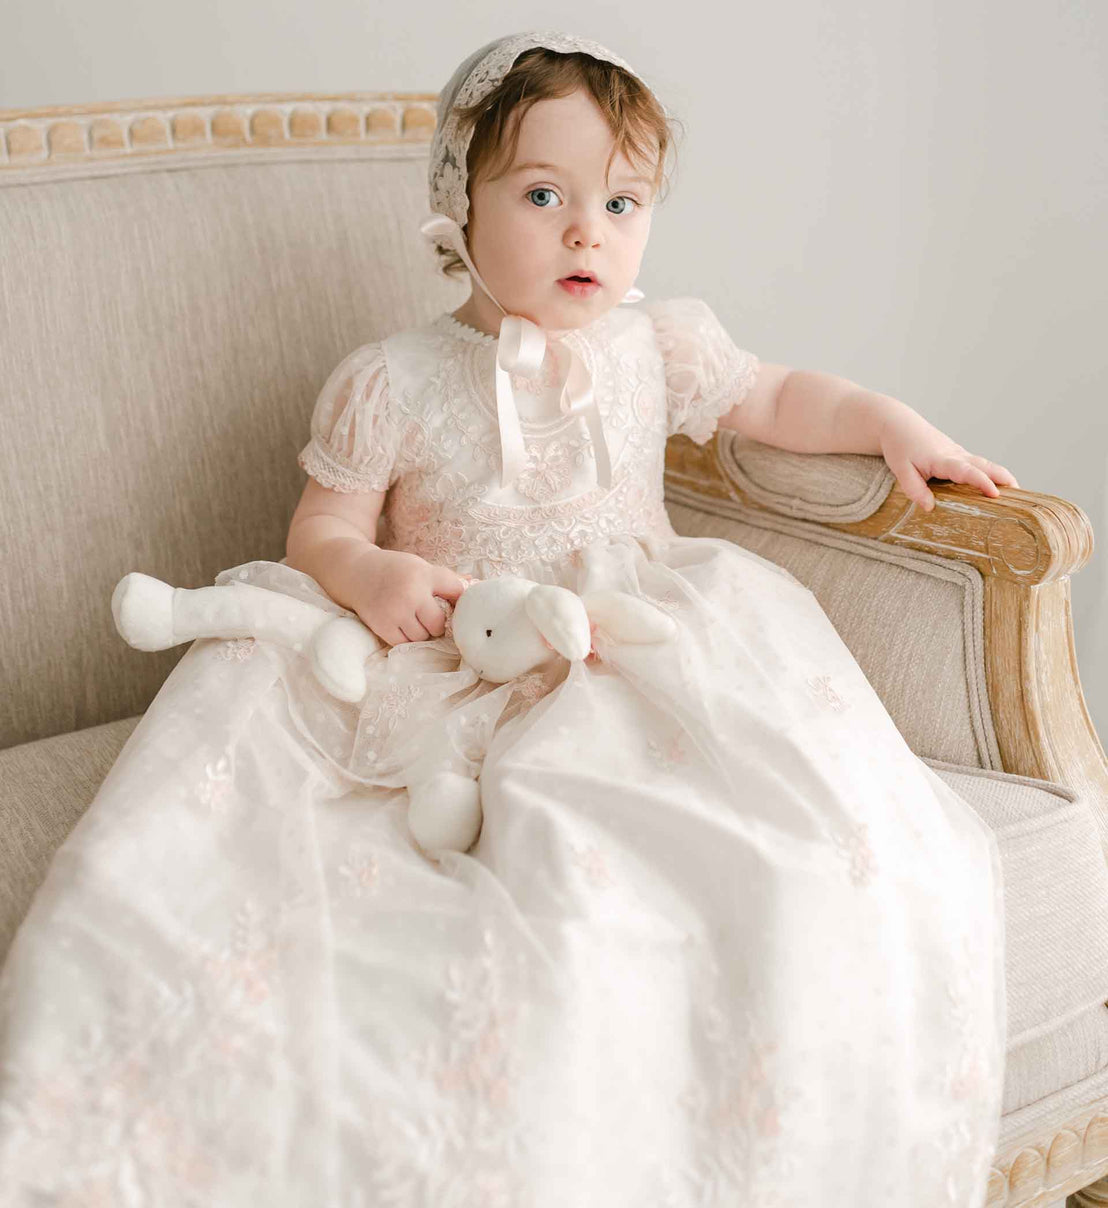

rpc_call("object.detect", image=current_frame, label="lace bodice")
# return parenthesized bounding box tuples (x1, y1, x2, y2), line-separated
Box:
(297, 297, 760, 580)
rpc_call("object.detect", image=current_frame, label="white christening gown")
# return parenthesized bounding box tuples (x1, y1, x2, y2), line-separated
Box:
(0, 297, 1006, 1207)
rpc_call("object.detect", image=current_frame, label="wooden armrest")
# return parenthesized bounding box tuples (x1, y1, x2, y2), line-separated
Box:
(665, 434, 1108, 852)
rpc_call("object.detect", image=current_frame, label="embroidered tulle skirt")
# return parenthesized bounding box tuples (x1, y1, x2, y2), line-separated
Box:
(0, 531, 1005, 1206)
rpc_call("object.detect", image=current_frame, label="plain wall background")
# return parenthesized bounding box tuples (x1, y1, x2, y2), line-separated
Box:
(4, 1, 1106, 741)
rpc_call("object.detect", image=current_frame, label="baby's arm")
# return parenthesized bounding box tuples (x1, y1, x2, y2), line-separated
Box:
(286, 476, 388, 612)
(746, 371, 1019, 510)
(285, 478, 467, 645)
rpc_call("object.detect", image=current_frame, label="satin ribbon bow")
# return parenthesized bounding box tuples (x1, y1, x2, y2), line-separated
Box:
(420, 214, 642, 491)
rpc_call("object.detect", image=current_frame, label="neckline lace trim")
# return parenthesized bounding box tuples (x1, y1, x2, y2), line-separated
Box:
(433, 310, 615, 347)
(436, 312, 496, 345)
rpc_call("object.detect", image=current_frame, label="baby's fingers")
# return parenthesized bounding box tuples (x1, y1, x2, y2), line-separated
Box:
(398, 613, 432, 643)
(415, 598, 449, 639)
(885, 452, 936, 511)
(965, 454, 1020, 489)
(934, 457, 1004, 498)
(356, 610, 405, 649)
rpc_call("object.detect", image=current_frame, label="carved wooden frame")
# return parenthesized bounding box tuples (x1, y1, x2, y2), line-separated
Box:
(664, 436, 1107, 843)
(984, 1101, 1108, 1207)
(2, 88, 1104, 1208)
(0, 92, 440, 166)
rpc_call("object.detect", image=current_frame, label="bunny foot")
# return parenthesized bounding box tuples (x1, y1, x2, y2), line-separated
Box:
(310, 615, 382, 703)
(112, 572, 177, 651)
(407, 772, 483, 854)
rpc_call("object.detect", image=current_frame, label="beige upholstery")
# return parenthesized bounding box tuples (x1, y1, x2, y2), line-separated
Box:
(2, 93, 1107, 1207)
(0, 139, 458, 750)
(668, 498, 1000, 768)
(0, 715, 141, 955)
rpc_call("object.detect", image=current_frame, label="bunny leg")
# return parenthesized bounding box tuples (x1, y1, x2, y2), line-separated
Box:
(170, 582, 334, 652)
(112, 572, 178, 650)
(397, 739, 484, 857)
(310, 615, 382, 703)
(112, 573, 336, 654)
(407, 772, 483, 856)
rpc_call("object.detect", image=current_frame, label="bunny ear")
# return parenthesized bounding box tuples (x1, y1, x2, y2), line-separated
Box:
(580, 589, 677, 644)
(522, 585, 593, 663)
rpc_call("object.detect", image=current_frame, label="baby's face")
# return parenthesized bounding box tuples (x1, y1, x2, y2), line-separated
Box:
(463, 88, 656, 337)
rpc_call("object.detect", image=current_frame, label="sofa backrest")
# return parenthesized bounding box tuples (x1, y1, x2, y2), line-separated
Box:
(0, 94, 465, 748)
(2, 92, 1056, 784)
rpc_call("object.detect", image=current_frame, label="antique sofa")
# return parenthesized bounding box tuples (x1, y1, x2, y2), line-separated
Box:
(1, 90, 1106, 1207)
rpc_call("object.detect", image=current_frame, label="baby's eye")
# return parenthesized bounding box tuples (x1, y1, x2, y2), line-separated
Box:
(525, 189, 639, 214)
(526, 187, 562, 208)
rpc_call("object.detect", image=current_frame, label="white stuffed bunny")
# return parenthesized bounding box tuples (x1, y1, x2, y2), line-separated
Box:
(111, 569, 676, 857)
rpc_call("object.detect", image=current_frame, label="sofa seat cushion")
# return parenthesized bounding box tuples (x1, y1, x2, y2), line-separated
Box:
(923, 757, 1108, 1054)
(0, 715, 140, 959)
(1001, 1001, 1108, 1119)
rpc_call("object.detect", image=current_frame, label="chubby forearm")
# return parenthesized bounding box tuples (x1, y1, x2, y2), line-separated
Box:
(770, 370, 919, 456)
(286, 515, 384, 612)
(764, 368, 1020, 509)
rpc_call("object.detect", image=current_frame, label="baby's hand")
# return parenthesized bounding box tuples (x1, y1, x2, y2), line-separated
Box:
(879, 409, 1020, 513)
(347, 548, 468, 646)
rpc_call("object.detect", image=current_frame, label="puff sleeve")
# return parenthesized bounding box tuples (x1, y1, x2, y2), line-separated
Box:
(644, 296, 760, 445)
(296, 342, 404, 493)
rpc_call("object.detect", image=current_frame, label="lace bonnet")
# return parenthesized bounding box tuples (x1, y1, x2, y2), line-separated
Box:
(419, 30, 667, 491)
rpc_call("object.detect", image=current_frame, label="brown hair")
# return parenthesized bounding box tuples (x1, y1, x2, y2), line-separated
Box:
(432, 46, 683, 280)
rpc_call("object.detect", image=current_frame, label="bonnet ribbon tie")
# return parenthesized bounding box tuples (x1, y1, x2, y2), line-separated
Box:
(420, 214, 613, 491)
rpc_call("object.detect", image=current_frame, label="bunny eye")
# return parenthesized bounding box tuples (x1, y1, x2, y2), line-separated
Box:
(486, 629, 492, 637)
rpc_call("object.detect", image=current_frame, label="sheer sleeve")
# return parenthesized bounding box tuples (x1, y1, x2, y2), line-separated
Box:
(644, 296, 760, 445)
(296, 342, 404, 493)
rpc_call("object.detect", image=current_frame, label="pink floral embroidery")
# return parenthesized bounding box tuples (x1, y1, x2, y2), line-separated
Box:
(357, 925, 529, 1205)
(373, 317, 679, 577)
(647, 296, 760, 444)
(510, 669, 551, 705)
(570, 843, 616, 889)
(646, 728, 689, 772)
(830, 819, 879, 888)
(0, 896, 281, 1202)
(806, 673, 850, 712)
(508, 346, 563, 395)
(452, 711, 494, 764)
(941, 931, 992, 1105)
(196, 750, 234, 815)
(907, 928, 1000, 1204)
(513, 440, 574, 503)
(215, 637, 256, 661)
(650, 591, 683, 614)
(337, 849, 381, 898)
(664, 941, 805, 1199)
(357, 680, 425, 760)
(200, 898, 277, 1010)
(421, 928, 517, 1105)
